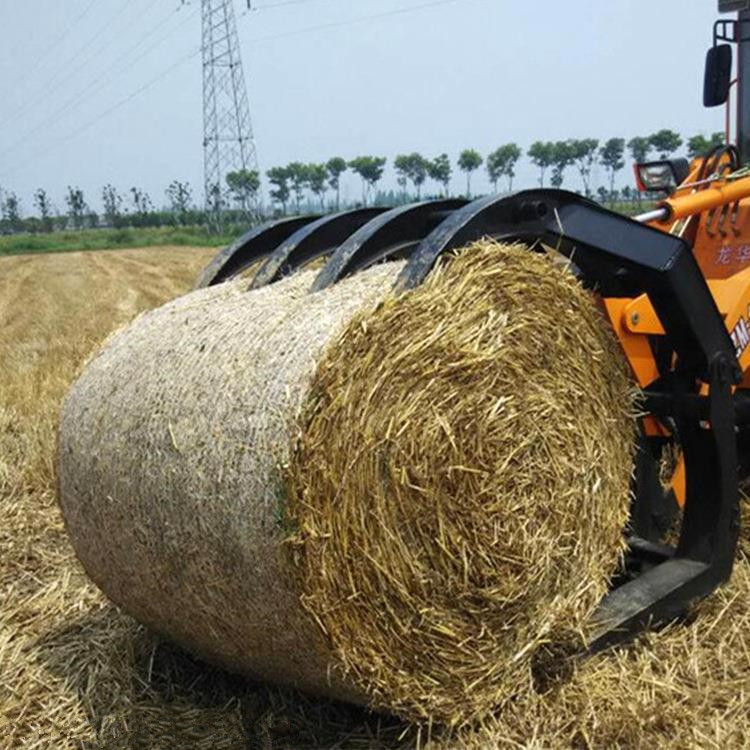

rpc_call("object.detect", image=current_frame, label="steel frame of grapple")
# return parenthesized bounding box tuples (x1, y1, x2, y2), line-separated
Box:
(394, 189, 741, 649)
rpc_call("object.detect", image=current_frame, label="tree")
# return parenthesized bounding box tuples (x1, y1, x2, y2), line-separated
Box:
(306, 163, 328, 209)
(1, 191, 22, 232)
(130, 187, 153, 226)
(528, 141, 556, 187)
(569, 138, 599, 196)
(33, 188, 53, 232)
(267, 166, 291, 214)
(649, 129, 683, 159)
(599, 138, 626, 205)
(486, 152, 503, 193)
(348, 156, 387, 205)
(225, 169, 260, 212)
(549, 141, 575, 188)
(394, 154, 411, 200)
(627, 136, 652, 164)
(165, 181, 193, 224)
(409, 153, 429, 199)
(65, 186, 87, 229)
(687, 132, 725, 159)
(286, 162, 310, 212)
(428, 153, 452, 196)
(206, 183, 224, 223)
(502, 143, 522, 191)
(101, 184, 122, 227)
(486, 143, 522, 193)
(326, 157, 347, 210)
(457, 148, 483, 198)
(627, 137, 652, 207)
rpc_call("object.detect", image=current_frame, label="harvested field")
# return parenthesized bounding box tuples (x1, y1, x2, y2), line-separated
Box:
(1, 244, 749, 749)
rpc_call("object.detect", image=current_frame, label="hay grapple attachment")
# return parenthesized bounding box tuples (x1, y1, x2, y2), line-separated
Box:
(197, 178, 750, 651)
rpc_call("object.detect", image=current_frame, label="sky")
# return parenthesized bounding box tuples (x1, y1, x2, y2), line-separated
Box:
(0, 0, 728, 214)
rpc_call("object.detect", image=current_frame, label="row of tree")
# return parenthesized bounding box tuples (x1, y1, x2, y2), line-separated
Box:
(258, 129, 724, 213)
(0, 129, 726, 233)
(0, 177, 254, 233)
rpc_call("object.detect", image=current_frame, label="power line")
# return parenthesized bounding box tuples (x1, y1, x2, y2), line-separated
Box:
(0, 0, 478, 179)
(252, 0, 323, 9)
(1, 44, 202, 180)
(0, 0, 146, 129)
(0, 5, 199, 162)
(245, 0, 473, 42)
(6, 0, 99, 94)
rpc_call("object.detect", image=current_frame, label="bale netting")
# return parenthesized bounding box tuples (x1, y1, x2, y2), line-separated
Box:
(58, 240, 636, 728)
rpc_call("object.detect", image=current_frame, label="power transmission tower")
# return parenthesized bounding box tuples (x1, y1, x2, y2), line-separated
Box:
(201, 0, 259, 226)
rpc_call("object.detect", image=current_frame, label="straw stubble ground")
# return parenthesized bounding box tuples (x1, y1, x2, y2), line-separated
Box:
(0, 245, 749, 749)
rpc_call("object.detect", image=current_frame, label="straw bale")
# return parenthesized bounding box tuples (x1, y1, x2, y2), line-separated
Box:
(288, 241, 635, 724)
(58, 240, 634, 728)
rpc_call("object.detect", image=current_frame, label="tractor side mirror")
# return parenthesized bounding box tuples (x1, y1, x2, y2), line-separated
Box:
(704, 44, 733, 107)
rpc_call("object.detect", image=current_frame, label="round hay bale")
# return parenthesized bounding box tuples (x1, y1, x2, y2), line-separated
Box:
(58, 241, 635, 727)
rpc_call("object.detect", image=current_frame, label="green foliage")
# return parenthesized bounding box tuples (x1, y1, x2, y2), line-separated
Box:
(599, 138, 626, 204)
(486, 143, 522, 192)
(266, 166, 291, 214)
(687, 132, 725, 159)
(130, 187, 153, 227)
(2, 191, 22, 232)
(457, 148, 483, 197)
(286, 162, 311, 212)
(225, 169, 260, 211)
(549, 141, 575, 188)
(393, 153, 428, 199)
(427, 153, 452, 196)
(528, 141, 556, 186)
(348, 155, 387, 205)
(101, 184, 122, 227)
(326, 157, 347, 209)
(649, 129, 683, 159)
(394, 154, 410, 196)
(627, 136, 652, 164)
(0, 224, 238, 256)
(569, 138, 599, 196)
(33, 189, 53, 232)
(165, 181, 193, 225)
(306, 163, 328, 208)
(65, 186, 87, 230)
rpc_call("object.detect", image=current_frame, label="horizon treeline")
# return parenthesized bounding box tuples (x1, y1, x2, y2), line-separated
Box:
(0, 129, 724, 234)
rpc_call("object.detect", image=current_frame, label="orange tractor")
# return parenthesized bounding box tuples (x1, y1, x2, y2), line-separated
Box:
(197, 2, 750, 647)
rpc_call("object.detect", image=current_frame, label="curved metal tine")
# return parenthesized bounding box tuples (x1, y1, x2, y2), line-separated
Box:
(193, 215, 321, 289)
(396, 189, 623, 291)
(311, 198, 468, 292)
(395, 193, 519, 290)
(250, 207, 387, 290)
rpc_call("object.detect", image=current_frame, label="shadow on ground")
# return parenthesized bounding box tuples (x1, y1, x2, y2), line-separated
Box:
(33, 602, 412, 750)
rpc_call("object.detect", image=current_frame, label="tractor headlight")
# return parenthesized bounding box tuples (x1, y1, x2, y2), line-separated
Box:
(634, 159, 690, 193)
(635, 163, 676, 192)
